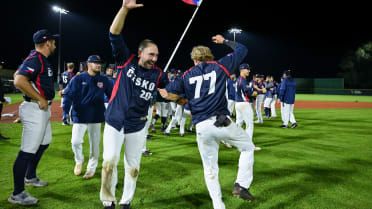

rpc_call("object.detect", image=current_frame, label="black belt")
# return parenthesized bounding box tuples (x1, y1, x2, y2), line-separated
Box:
(24, 97, 52, 105)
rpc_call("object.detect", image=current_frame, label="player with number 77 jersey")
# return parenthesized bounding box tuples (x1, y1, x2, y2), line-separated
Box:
(159, 34, 257, 209)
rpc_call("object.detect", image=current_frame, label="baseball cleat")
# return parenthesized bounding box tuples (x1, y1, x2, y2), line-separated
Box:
(280, 125, 288, 128)
(254, 146, 261, 151)
(151, 124, 156, 133)
(74, 163, 83, 175)
(83, 170, 95, 179)
(104, 202, 115, 209)
(120, 203, 131, 209)
(24, 177, 48, 187)
(232, 183, 255, 201)
(179, 133, 184, 137)
(8, 191, 39, 205)
(164, 132, 170, 136)
(142, 150, 153, 156)
(290, 123, 298, 128)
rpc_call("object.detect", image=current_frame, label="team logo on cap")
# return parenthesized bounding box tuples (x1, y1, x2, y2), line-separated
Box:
(97, 82, 103, 88)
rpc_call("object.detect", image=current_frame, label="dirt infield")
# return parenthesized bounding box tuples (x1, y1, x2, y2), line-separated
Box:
(1, 100, 372, 123)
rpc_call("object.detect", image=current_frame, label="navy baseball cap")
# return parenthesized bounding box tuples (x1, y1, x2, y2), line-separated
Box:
(239, 63, 251, 70)
(87, 55, 103, 63)
(168, 68, 176, 73)
(283, 70, 291, 76)
(33, 29, 59, 44)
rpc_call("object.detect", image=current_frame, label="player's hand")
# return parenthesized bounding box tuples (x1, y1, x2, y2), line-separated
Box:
(122, 0, 144, 10)
(176, 98, 188, 106)
(262, 88, 267, 93)
(158, 88, 169, 99)
(251, 91, 258, 97)
(58, 90, 63, 98)
(38, 98, 48, 110)
(212, 35, 225, 44)
(277, 99, 280, 104)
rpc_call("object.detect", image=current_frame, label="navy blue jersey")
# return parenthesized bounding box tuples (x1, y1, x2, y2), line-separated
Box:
(63, 72, 113, 123)
(17, 50, 55, 100)
(227, 78, 236, 100)
(265, 81, 274, 98)
(105, 33, 169, 133)
(59, 71, 75, 89)
(235, 76, 254, 102)
(256, 81, 265, 94)
(166, 43, 247, 125)
(104, 74, 115, 103)
(279, 77, 296, 104)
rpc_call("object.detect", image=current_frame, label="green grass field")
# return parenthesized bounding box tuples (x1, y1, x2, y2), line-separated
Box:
(1, 94, 372, 208)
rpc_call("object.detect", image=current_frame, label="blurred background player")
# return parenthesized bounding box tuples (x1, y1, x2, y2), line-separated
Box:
(0, 66, 10, 140)
(151, 89, 169, 132)
(270, 76, 278, 117)
(60, 62, 75, 125)
(263, 75, 275, 118)
(279, 70, 297, 128)
(104, 65, 116, 108)
(226, 74, 236, 117)
(63, 55, 113, 179)
(254, 74, 266, 123)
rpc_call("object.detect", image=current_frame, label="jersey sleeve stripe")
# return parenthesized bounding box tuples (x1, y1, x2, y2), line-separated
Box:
(35, 53, 45, 98)
(117, 54, 135, 69)
(108, 70, 123, 104)
(155, 68, 162, 88)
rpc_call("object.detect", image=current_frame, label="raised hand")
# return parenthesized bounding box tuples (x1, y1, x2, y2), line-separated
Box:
(122, 0, 144, 10)
(212, 35, 225, 44)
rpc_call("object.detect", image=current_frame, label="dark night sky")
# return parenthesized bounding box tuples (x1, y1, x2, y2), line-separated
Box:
(1, 1, 371, 80)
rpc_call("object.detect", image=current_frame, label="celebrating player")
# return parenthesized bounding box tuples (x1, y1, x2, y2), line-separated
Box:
(9, 29, 58, 206)
(60, 62, 75, 125)
(159, 34, 256, 209)
(279, 70, 297, 128)
(99, 1, 169, 208)
(63, 55, 113, 179)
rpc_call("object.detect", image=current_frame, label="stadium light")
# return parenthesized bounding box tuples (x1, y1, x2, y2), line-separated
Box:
(52, 6, 69, 83)
(228, 28, 242, 42)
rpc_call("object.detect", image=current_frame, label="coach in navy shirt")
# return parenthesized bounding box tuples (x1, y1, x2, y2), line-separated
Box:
(99, 2, 169, 209)
(160, 34, 256, 209)
(279, 70, 297, 128)
(63, 55, 112, 179)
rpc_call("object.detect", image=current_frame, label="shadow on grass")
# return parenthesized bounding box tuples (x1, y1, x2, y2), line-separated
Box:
(149, 192, 211, 209)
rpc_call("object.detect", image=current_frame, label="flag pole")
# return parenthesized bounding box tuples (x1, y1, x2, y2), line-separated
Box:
(163, 1, 203, 72)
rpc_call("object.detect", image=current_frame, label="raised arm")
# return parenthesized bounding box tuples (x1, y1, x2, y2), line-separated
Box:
(110, 0, 143, 35)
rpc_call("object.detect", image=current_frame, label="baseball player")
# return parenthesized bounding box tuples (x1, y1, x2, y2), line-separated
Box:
(159, 34, 256, 209)
(270, 77, 278, 117)
(279, 70, 297, 128)
(150, 89, 169, 132)
(0, 67, 10, 140)
(263, 75, 275, 118)
(99, 1, 169, 209)
(63, 55, 113, 179)
(226, 74, 237, 116)
(60, 62, 75, 125)
(235, 64, 261, 151)
(254, 74, 266, 123)
(104, 65, 115, 108)
(9, 29, 58, 206)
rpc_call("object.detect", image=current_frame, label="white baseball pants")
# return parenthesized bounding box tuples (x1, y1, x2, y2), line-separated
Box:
(235, 102, 254, 138)
(255, 94, 265, 122)
(196, 116, 255, 209)
(165, 104, 183, 134)
(155, 102, 169, 117)
(281, 103, 296, 126)
(71, 123, 101, 172)
(271, 94, 278, 117)
(100, 124, 147, 205)
(227, 99, 235, 115)
(19, 101, 52, 154)
(264, 97, 273, 108)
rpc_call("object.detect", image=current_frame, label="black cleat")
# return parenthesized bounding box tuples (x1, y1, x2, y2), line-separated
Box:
(290, 123, 298, 128)
(104, 202, 115, 209)
(232, 183, 255, 201)
(164, 133, 170, 136)
(280, 125, 288, 128)
(120, 203, 131, 209)
(142, 150, 153, 156)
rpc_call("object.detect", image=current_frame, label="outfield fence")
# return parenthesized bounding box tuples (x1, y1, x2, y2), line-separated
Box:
(295, 78, 372, 95)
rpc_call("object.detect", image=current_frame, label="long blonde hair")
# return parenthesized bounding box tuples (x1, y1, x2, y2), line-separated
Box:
(190, 45, 214, 62)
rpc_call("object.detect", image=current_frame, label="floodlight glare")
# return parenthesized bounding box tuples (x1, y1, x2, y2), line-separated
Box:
(53, 6, 69, 14)
(228, 28, 242, 34)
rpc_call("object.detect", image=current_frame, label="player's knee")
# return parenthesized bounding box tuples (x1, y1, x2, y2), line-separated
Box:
(204, 167, 217, 180)
(128, 167, 139, 178)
